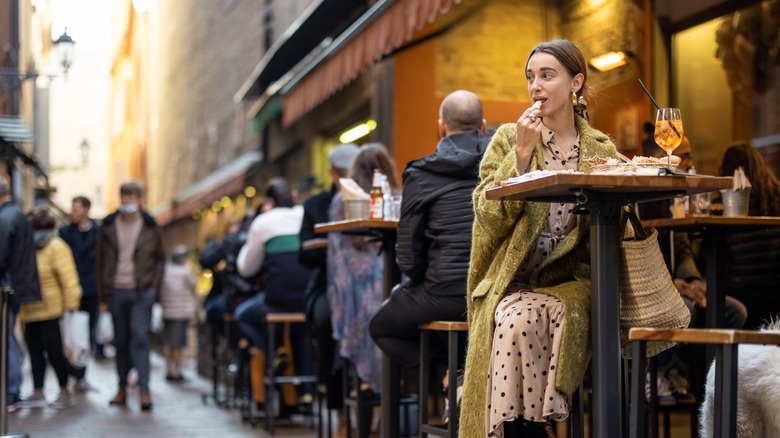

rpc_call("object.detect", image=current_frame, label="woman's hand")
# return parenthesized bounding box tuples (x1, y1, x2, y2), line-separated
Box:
(515, 101, 543, 173)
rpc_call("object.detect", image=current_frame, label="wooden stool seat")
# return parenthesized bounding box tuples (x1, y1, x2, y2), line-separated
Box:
(629, 328, 780, 438)
(419, 321, 468, 332)
(419, 320, 468, 438)
(265, 312, 307, 324)
(262, 312, 317, 435)
(629, 327, 780, 345)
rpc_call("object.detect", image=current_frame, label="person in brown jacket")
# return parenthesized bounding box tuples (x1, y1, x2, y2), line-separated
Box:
(96, 180, 165, 411)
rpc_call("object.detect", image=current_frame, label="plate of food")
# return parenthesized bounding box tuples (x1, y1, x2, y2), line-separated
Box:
(587, 155, 680, 174)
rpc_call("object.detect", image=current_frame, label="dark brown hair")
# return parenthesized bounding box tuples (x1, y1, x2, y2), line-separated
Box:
(29, 207, 56, 231)
(348, 143, 400, 193)
(265, 177, 294, 208)
(120, 179, 144, 197)
(719, 141, 780, 216)
(72, 195, 91, 209)
(525, 38, 590, 120)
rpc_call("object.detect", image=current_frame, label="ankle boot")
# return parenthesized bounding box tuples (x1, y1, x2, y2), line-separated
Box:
(140, 390, 153, 411)
(109, 386, 127, 406)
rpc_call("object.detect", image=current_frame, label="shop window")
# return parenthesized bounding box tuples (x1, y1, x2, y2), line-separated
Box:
(674, 1, 780, 175)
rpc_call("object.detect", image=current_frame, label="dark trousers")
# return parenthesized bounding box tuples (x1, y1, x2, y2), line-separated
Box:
(369, 283, 467, 368)
(24, 318, 70, 389)
(110, 287, 155, 391)
(309, 292, 343, 410)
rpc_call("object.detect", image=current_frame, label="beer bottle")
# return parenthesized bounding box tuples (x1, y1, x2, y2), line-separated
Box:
(369, 169, 384, 219)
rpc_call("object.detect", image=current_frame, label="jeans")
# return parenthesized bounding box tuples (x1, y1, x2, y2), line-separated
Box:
(6, 310, 21, 400)
(110, 287, 156, 391)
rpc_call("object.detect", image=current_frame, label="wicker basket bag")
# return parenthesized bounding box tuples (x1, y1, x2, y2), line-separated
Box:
(618, 206, 691, 358)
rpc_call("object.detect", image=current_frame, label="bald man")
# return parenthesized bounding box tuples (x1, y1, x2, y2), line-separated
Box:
(369, 90, 492, 368)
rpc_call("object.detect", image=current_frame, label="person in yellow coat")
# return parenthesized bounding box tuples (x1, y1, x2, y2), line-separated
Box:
(19, 208, 83, 410)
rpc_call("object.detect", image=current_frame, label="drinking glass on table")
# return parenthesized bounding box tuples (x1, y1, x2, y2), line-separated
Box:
(654, 108, 685, 168)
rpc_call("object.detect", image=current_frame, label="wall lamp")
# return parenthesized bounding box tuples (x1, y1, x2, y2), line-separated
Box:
(589, 51, 629, 72)
(339, 119, 376, 144)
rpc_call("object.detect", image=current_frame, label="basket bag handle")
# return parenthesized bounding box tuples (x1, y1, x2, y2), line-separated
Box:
(620, 205, 648, 241)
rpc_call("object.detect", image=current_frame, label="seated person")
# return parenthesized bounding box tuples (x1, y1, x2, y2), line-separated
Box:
(369, 90, 491, 371)
(718, 141, 780, 329)
(298, 143, 358, 428)
(648, 230, 748, 405)
(639, 139, 748, 405)
(198, 218, 251, 342)
(236, 178, 314, 408)
(327, 143, 400, 397)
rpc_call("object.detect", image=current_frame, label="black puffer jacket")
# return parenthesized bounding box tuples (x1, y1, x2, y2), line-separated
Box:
(0, 200, 41, 310)
(395, 129, 492, 296)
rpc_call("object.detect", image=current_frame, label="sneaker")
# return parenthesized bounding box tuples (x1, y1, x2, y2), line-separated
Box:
(666, 368, 697, 405)
(49, 391, 75, 410)
(20, 393, 48, 408)
(6, 395, 22, 413)
(74, 379, 95, 393)
(645, 372, 676, 406)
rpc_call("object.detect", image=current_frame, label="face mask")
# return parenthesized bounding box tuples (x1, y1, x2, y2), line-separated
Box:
(33, 230, 52, 247)
(118, 203, 139, 215)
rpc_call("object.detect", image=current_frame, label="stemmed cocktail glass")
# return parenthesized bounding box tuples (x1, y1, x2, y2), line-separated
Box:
(654, 108, 684, 168)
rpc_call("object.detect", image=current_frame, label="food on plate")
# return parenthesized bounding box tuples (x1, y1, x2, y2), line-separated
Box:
(632, 155, 681, 165)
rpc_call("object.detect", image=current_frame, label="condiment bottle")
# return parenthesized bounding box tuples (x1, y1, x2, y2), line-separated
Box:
(369, 169, 385, 219)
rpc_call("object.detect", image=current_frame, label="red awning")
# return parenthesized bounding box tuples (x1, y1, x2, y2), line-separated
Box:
(282, 0, 458, 126)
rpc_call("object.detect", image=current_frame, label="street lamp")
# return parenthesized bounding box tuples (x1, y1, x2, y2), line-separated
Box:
(52, 28, 75, 76)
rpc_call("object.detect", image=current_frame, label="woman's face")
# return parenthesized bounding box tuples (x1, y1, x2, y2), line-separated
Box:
(526, 51, 582, 119)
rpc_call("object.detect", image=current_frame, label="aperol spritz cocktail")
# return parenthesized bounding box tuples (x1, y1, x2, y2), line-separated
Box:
(654, 108, 684, 168)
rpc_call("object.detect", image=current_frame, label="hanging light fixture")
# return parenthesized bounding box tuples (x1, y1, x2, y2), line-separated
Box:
(589, 51, 628, 72)
(339, 120, 377, 144)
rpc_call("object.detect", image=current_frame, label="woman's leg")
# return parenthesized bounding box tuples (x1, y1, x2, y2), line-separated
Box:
(38, 318, 70, 388)
(23, 321, 46, 390)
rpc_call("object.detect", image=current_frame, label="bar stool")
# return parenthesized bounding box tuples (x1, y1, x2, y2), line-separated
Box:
(200, 319, 226, 406)
(341, 358, 417, 438)
(218, 312, 251, 411)
(418, 321, 467, 438)
(262, 312, 318, 435)
(629, 327, 780, 438)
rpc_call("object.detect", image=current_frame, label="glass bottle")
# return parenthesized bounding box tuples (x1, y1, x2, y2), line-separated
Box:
(369, 169, 385, 219)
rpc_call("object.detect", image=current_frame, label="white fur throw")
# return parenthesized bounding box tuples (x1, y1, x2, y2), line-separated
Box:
(700, 320, 780, 437)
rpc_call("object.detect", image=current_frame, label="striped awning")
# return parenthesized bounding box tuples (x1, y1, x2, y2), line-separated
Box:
(281, 0, 460, 126)
(0, 117, 33, 143)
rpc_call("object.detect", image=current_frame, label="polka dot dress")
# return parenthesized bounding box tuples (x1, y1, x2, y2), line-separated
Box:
(485, 128, 580, 437)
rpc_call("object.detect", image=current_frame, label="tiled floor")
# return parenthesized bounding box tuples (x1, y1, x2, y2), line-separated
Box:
(7, 350, 320, 437)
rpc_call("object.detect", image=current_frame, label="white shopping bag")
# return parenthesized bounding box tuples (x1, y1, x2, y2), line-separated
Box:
(151, 303, 163, 334)
(60, 310, 91, 368)
(95, 311, 114, 344)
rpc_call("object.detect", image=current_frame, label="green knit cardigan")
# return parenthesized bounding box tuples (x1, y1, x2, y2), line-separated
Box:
(459, 116, 618, 437)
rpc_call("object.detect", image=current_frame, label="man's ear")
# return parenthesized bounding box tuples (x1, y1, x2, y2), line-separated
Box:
(480, 119, 487, 134)
(438, 119, 447, 138)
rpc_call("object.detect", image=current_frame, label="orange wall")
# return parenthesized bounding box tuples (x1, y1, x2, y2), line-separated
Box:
(394, 41, 530, 170)
(394, 40, 439, 170)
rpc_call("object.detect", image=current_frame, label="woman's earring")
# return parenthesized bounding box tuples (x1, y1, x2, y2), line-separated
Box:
(571, 91, 578, 107)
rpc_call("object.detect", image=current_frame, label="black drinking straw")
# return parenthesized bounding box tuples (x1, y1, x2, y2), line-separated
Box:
(637, 79, 681, 138)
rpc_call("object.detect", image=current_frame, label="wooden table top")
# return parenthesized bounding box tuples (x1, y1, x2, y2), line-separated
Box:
(314, 218, 398, 233)
(642, 215, 780, 229)
(486, 173, 733, 201)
